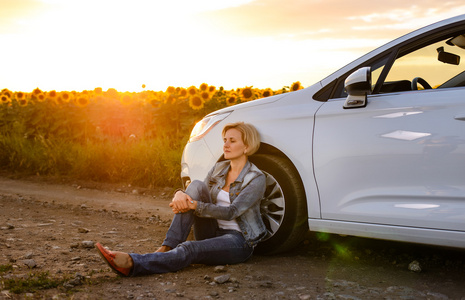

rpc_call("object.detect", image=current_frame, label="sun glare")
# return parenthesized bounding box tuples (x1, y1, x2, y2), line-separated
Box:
(1, 0, 258, 92)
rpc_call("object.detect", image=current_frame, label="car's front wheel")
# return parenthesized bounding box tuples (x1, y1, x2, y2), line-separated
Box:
(249, 154, 308, 254)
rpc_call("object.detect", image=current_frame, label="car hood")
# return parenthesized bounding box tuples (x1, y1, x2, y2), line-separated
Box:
(205, 92, 288, 117)
(206, 84, 322, 117)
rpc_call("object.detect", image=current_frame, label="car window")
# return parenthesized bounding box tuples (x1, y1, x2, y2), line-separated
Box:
(371, 62, 385, 89)
(382, 36, 465, 91)
(324, 33, 465, 101)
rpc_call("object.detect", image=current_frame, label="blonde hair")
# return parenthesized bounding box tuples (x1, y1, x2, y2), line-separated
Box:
(222, 122, 261, 156)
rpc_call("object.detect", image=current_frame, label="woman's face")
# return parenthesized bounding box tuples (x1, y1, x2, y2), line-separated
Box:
(223, 128, 247, 161)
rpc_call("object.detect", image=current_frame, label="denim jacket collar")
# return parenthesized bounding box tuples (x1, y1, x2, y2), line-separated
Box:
(214, 160, 253, 184)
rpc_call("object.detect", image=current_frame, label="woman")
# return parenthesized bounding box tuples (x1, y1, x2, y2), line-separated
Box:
(95, 122, 267, 276)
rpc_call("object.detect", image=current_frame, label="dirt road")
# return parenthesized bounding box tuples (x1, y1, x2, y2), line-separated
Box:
(0, 175, 464, 299)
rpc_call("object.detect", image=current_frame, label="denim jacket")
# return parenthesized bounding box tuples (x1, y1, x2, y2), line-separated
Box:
(195, 160, 267, 247)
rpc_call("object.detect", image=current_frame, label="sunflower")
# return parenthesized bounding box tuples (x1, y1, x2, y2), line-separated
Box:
(75, 96, 89, 108)
(199, 83, 208, 92)
(36, 93, 46, 102)
(17, 98, 28, 107)
(0, 94, 11, 105)
(208, 85, 216, 95)
(59, 91, 72, 103)
(187, 86, 197, 96)
(166, 86, 176, 94)
(55, 95, 65, 105)
(240, 86, 254, 101)
(226, 94, 238, 106)
(15, 91, 26, 101)
(47, 90, 58, 101)
(262, 88, 273, 98)
(120, 93, 133, 105)
(200, 91, 212, 102)
(105, 88, 119, 100)
(178, 88, 188, 99)
(32, 88, 42, 97)
(1, 89, 12, 98)
(290, 81, 304, 92)
(94, 87, 103, 95)
(189, 94, 204, 110)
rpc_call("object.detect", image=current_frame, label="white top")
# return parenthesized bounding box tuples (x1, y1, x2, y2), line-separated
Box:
(216, 189, 241, 232)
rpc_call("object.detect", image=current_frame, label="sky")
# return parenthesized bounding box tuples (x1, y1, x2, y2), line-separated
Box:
(0, 0, 463, 93)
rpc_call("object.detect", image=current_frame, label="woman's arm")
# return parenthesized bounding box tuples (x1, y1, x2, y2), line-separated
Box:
(170, 190, 196, 213)
(195, 173, 265, 220)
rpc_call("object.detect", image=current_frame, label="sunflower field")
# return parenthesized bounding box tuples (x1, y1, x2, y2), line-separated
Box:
(0, 82, 304, 188)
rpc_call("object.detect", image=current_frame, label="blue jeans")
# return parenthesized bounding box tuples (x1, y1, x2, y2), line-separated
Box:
(129, 181, 254, 276)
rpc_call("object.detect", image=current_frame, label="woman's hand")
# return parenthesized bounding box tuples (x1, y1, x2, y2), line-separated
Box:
(169, 191, 197, 214)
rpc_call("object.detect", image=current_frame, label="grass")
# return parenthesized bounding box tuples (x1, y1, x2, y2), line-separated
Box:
(0, 133, 187, 188)
(0, 264, 13, 273)
(2, 272, 66, 294)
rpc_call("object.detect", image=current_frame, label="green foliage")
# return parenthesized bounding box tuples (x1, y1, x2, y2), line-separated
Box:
(0, 264, 13, 273)
(0, 84, 302, 187)
(0, 134, 73, 175)
(70, 137, 184, 187)
(2, 272, 65, 294)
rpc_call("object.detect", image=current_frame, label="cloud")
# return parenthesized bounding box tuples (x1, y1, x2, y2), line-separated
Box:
(348, 4, 465, 34)
(196, 0, 463, 41)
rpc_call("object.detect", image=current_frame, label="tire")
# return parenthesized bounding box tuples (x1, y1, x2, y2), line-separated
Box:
(249, 154, 308, 254)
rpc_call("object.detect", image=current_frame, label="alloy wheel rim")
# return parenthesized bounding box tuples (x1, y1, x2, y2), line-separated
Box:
(260, 171, 285, 240)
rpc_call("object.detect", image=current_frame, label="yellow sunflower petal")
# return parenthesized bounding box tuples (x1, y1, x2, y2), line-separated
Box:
(47, 90, 57, 99)
(15, 91, 26, 100)
(290, 81, 303, 91)
(18, 98, 28, 107)
(166, 86, 176, 94)
(189, 95, 204, 110)
(261, 88, 273, 98)
(59, 91, 72, 103)
(200, 91, 212, 102)
(0, 94, 11, 104)
(75, 96, 90, 108)
(240, 86, 254, 101)
(199, 83, 208, 92)
(32, 88, 42, 96)
(36, 93, 46, 102)
(187, 86, 197, 96)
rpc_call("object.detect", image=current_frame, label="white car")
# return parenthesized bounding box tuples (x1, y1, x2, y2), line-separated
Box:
(181, 14, 465, 254)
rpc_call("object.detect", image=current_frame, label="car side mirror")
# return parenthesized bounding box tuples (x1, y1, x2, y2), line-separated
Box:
(343, 66, 371, 109)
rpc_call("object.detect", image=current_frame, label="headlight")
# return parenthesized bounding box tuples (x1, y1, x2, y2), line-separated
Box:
(189, 112, 231, 143)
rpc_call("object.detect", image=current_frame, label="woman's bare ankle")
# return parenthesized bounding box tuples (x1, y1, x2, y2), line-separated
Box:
(113, 252, 133, 268)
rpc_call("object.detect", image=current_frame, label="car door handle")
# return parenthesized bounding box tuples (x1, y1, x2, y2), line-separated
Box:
(454, 113, 465, 121)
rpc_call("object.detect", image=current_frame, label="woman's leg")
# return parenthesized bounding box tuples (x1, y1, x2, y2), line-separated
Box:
(130, 230, 253, 276)
(161, 180, 218, 249)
